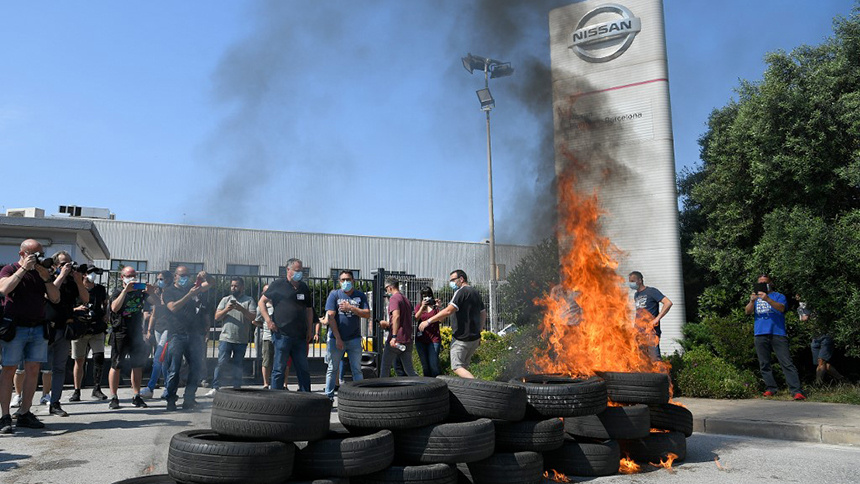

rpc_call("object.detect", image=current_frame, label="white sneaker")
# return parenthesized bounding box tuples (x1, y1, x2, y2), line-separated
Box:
(10, 393, 22, 408)
(205, 388, 217, 397)
(139, 387, 154, 399)
(40, 393, 51, 405)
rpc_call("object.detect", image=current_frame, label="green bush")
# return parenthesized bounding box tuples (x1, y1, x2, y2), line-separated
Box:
(673, 347, 759, 399)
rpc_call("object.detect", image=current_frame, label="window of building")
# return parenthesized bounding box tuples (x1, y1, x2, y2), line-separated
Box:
(110, 259, 148, 272)
(227, 264, 259, 276)
(169, 262, 204, 273)
(330, 268, 360, 281)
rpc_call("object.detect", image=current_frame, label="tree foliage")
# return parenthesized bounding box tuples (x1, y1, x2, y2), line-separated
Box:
(679, 7, 860, 357)
(497, 237, 560, 328)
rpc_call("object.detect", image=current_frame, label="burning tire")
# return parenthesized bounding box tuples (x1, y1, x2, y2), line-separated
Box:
(211, 388, 331, 443)
(167, 429, 294, 484)
(338, 377, 449, 431)
(564, 404, 650, 440)
(493, 418, 565, 452)
(542, 438, 620, 477)
(351, 463, 457, 484)
(510, 374, 607, 418)
(438, 376, 527, 421)
(619, 431, 686, 463)
(393, 418, 495, 464)
(295, 429, 394, 478)
(466, 451, 544, 484)
(648, 403, 694, 437)
(595, 371, 670, 405)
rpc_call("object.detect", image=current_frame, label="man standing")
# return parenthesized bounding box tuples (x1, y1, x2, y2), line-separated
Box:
(745, 275, 805, 400)
(324, 270, 368, 400)
(108, 266, 152, 409)
(420, 270, 485, 379)
(162, 266, 212, 411)
(627, 271, 673, 360)
(258, 258, 313, 392)
(0, 239, 60, 433)
(379, 277, 417, 378)
(207, 277, 257, 395)
(70, 267, 109, 402)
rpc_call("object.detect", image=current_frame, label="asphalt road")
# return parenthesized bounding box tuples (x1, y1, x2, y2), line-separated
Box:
(0, 388, 856, 484)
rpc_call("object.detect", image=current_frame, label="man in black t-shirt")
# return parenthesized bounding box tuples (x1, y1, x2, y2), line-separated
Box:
(70, 268, 109, 402)
(108, 265, 154, 410)
(258, 258, 314, 392)
(420, 269, 485, 379)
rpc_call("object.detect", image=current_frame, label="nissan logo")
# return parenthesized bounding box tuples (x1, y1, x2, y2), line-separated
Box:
(570, 4, 642, 63)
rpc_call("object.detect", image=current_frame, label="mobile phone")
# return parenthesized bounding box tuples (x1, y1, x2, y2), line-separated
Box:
(131, 282, 148, 291)
(754, 282, 770, 294)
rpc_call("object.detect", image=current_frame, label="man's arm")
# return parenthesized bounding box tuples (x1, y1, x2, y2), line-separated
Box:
(389, 309, 401, 347)
(72, 271, 89, 305)
(420, 303, 456, 331)
(167, 286, 201, 312)
(653, 297, 673, 325)
(306, 307, 314, 343)
(745, 294, 757, 315)
(257, 294, 277, 333)
(327, 310, 343, 349)
(763, 295, 785, 313)
(214, 297, 231, 322)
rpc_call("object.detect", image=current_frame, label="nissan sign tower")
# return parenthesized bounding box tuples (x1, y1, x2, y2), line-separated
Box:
(550, 0, 685, 353)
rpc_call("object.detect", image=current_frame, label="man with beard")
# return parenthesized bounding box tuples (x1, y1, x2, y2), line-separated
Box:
(108, 266, 153, 409)
(69, 267, 109, 402)
(207, 277, 256, 395)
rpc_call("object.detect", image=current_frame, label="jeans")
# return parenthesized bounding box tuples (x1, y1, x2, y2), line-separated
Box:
(165, 333, 204, 402)
(46, 332, 70, 404)
(271, 332, 310, 392)
(146, 330, 168, 391)
(380, 342, 417, 377)
(212, 341, 247, 389)
(0, 325, 48, 366)
(754, 334, 803, 395)
(325, 336, 364, 398)
(415, 341, 441, 377)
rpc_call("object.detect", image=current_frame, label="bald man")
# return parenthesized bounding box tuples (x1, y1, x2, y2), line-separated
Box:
(0, 239, 60, 434)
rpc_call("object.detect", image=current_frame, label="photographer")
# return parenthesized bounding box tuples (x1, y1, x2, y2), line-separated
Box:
(207, 277, 257, 395)
(744, 274, 805, 400)
(69, 266, 109, 402)
(414, 286, 441, 377)
(107, 266, 154, 409)
(0, 239, 60, 434)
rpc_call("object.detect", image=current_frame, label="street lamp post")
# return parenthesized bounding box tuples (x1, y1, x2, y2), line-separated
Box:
(462, 53, 514, 333)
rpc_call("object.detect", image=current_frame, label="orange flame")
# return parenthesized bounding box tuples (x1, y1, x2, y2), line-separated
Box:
(526, 148, 671, 382)
(619, 456, 641, 474)
(542, 469, 571, 483)
(650, 453, 678, 472)
(650, 428, 671, 433)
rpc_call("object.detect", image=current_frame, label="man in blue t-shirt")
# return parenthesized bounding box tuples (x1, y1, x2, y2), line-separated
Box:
(744, 274, 805, 400)
(323, 270, 369, 401)
(628, 271, 673, 361)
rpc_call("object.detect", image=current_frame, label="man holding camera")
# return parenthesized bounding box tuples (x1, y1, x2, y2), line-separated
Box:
(70, 266, 109, 402)
(0, 239, 60, 433)
(744, 274, 805, 400)
(108, 265, 153, 409)
(323, 270, 368, 400)
(207, 277, 257, 395)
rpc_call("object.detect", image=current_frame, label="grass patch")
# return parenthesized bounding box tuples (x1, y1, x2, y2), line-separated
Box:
(763, 382, 860, 404)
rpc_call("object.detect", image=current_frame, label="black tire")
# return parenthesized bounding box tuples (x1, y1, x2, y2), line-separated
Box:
(211, 388, 331, 443)
(649, 403, 694, 437)
(167, 429, 294, 484)
(564, 404, 650, 440)
(352, 463, 457, 484)
(595, 371, 670, 405)
(493, 418, 564, 452)
(338, 377, 449, 430)
(113, 476, 176, 484)
(287, 479, 350, 484)
(619, 431, 686, 463)
(466, 452, 543, 484)
(295, 430, 394, 478)
(509, 374, 607, 418)
(393, 419, 495, 464)
(543, 439, 620, 477)
(437, 376, 526, 421)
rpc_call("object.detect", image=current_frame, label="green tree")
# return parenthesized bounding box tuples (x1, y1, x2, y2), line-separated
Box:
(497, 237, 560, 328)
(679, 7, 860, 357)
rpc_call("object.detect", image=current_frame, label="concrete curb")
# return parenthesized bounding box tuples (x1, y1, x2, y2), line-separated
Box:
(693, 417, 860, 446)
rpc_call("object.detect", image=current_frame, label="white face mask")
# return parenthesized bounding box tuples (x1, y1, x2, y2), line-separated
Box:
(123, 276, 135, 285)
(86, 273, 96, 282)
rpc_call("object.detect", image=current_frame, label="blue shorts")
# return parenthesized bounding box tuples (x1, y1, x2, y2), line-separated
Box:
(811, 335, 834, 364)
(1, 325, 49, 367)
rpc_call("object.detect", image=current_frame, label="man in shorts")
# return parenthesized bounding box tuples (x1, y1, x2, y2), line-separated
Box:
(108, 266, 153, 409)
(255, 284, 276, 389)
(419, 269, 485, 379)
(70, 267, 109, 402)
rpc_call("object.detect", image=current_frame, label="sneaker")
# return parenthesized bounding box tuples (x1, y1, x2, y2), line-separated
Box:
(92, 388, 108, 400)
(132, 395, 148, 408)
(139, 387, 154, 399)
(12, 409, 21, 419)
(68, 389, 81, 402)
(262, 385, 270, 390)
(160, 390, 169, 400)
(205, 388, 217, 397)
(16, 411, 45, 429)
(0, 414, 14, 434)
(108, 397, 120, 410)
(166, 400, 177, 412)
(182, 399, 198, 411)
(39, 393, 51, 405)
(762, 390, 776, 397)
(49, 402, 69, 417)
(10, 393, 22, 408)
(793, 393, 807, 401)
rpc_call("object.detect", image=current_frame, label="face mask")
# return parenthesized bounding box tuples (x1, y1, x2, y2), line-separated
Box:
(178, 276, 190, 287)
(86, 273, 96, 282)
(628, 282, 639, 290)
(341, 281, 353, 292)
(449, 281, 458, 290)
(157, 280, 165, 288)
(291, 271, 303, 282)
(123, 276, 135, 285)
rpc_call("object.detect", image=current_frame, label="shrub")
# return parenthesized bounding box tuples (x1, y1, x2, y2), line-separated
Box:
(673, 347, 759, 399)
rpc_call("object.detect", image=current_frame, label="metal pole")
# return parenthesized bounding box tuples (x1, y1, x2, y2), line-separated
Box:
(482, 65, 498, 333)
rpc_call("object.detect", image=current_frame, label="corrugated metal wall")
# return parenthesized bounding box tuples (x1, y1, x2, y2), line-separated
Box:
(91, 220, 532, 285)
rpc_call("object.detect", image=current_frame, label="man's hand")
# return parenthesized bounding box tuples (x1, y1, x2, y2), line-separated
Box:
(337, 301, 353, 314)
(389, 338, 398, 348)
(313, 333, 319, 343)
(756, 291, 768, 300)
(750, 293, 759, 302)
(22, 253, 37, 271)
(267, 320, 277, 333)
(34, 264, 52, 281)
(74, 304, 87, 311)
(335, 336, 344, 351)
(379, 320, 390, 330)
(418, 321, 429, 332)
(71, 269, 84, 284)
(58, 262, 72, 279)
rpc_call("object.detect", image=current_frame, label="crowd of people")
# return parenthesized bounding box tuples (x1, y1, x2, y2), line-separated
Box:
(0, 238, 488, 434)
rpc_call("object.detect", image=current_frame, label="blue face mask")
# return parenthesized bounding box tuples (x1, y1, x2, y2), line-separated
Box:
(157, 280, 165, 288)
(341, 281, 353, 292)
(291, 271, 303, 282)
(178, 276, 190, 287)
(449, 281, 458, 290)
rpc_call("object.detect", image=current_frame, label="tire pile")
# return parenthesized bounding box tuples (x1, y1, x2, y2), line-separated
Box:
(114, 373, 692, 484)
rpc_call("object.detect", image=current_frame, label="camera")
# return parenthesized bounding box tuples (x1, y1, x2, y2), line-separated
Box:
(32, 252, 54, 269)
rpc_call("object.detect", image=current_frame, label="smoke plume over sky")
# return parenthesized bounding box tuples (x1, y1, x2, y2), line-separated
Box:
(0, 0, 851, 245)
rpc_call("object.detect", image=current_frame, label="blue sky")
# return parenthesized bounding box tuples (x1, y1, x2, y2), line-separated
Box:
(0, 1, 853, 245)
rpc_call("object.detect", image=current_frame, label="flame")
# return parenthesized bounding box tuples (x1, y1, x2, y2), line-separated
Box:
(619, 456, 641, 474)
(649, 428, 671, 433)
(650, 453, 678, 472)
(668, 399, 686, 408)
(526, 147, 671, 382)
(542, 469, 571, 483)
